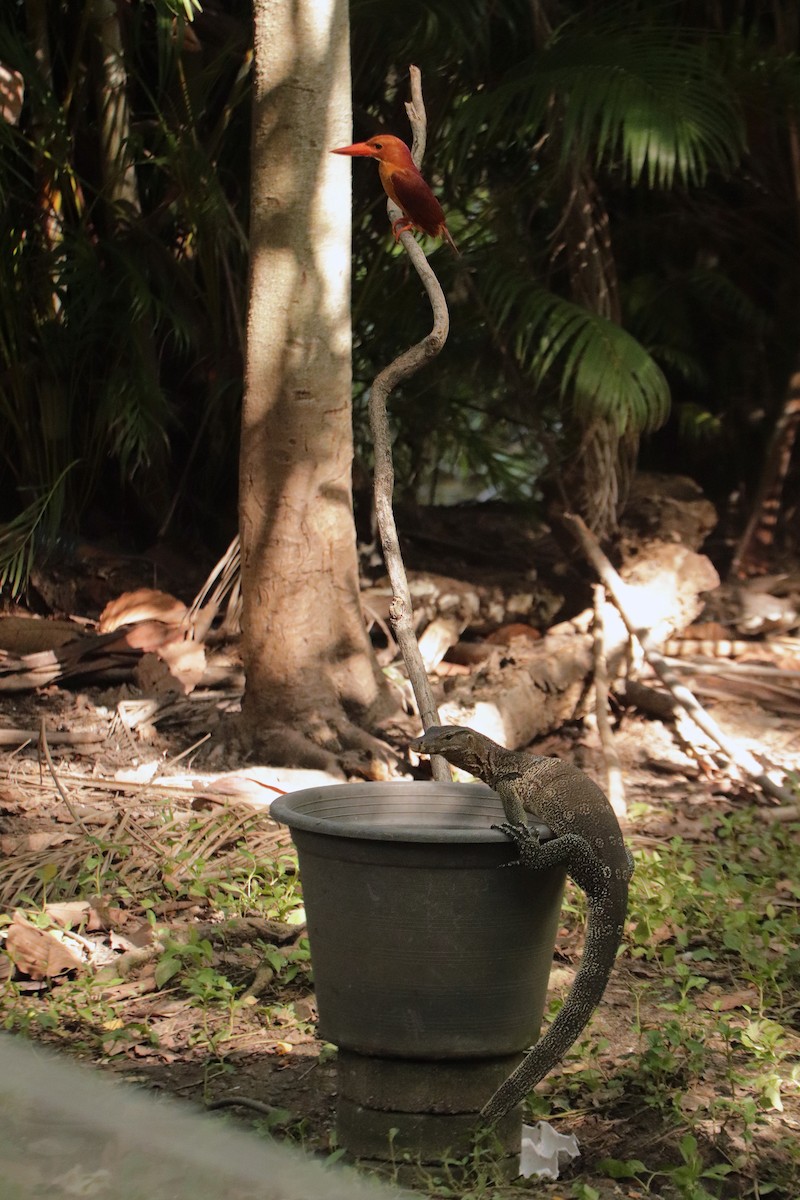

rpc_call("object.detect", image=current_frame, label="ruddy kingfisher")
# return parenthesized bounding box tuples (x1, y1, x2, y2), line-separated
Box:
(331, 134, 459, 255)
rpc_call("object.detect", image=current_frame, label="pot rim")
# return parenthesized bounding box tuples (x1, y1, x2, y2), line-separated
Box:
(270, 780, 552, 844)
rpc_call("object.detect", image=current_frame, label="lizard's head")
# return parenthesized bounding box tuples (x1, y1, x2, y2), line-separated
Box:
(409, 725, 499, 776)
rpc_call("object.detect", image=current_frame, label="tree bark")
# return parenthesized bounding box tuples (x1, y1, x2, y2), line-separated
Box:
(729, 370, 800, 577)
(560, 166, 632, 536)
(238, 0, 392, 767)
(91, 0, 141, 221)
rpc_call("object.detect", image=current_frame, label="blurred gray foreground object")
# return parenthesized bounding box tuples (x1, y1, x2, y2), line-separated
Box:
(0, 1033, 410, 1199)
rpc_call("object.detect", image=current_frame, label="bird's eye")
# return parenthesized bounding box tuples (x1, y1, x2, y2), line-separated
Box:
(373, 141, 382, 149)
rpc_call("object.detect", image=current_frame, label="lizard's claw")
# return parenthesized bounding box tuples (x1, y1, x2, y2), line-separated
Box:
(492, 820, 522, 868)
(492, 822, 542, 870)
(491, 822, 541, 869)
(492, 821, 537, 844)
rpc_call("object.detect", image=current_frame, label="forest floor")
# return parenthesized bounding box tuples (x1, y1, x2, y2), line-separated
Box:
(1, 531, 799, 1200)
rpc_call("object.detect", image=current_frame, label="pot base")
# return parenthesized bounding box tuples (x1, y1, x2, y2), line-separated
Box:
(336, 1049, 523, 1162)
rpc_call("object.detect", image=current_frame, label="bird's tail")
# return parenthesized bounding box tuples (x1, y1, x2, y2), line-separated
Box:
(442, 225, 460, 256)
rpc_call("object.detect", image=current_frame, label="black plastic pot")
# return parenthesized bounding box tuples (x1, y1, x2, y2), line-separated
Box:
(271, 780, 566, 1164)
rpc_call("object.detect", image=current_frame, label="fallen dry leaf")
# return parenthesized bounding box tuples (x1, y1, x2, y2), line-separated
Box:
(0, 615, 82, 653)
(98, 972, 159, 1002)
(87, 897, 129, 931)
(0, 831, 75, 856)
(44, 900, 93, 929)
(99, 588, 188, 632)
(697, 987, 759, 1012)
(293, 996, 317, 1023)
(646, 921, 677, 946)
(433, 660, 471, 676)
(132, 1042, 179, 1061)
(154, 638, 207, 692)
(485, 622, 542, 644)
(113, 620, 183, 653)
(5, 912, 84, 979)
(134, 640, 206, 695)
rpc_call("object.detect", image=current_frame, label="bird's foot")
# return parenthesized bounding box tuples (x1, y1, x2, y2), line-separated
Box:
(391, 217, 414, 242)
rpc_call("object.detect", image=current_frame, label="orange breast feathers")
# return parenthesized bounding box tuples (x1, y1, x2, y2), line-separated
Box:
(331, 134, 459, 255)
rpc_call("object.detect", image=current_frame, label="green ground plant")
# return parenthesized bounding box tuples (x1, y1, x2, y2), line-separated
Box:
(2, 793, 799, 1198)
(516, 806, 800, 1200)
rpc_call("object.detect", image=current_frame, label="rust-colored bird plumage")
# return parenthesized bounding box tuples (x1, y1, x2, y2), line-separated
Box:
(331, 134, 459, 255)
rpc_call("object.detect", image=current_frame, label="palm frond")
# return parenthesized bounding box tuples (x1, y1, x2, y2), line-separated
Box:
(450, 22, 744, 187)
(676, 401, 724, 444)
(681, 266, 765, 328)
(646, 344, 707, 390)
(0, 464, 76, 597)
(549, 303, 671, 433)
(481, 259, 670, 434)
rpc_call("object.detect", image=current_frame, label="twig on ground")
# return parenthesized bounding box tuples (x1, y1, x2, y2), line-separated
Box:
(206, 1096, 287, 1120)
(367, 64, 451, 781)
(94, 942, 163, 983)
(165, 733, 212, 768)
(1, 728, 103, 747)
(38, 719, 93, 836)
(563, 512, 794, 805)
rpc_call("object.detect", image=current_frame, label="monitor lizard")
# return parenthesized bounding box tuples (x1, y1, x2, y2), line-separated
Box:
(409, 724, 633, 1125)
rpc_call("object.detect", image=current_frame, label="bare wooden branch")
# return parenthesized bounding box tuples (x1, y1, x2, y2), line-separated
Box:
(367, 65, 451, 781)
(592, 584, 626, 816)
(618, 679, 677, 723)
(758, 803, 800, 823)
(404, 64, 427, 165)
(563, 512, 795, 805)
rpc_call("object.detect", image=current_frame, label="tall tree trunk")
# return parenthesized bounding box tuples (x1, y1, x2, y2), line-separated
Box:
(729, 370, 800, 577)
(534, 1, 631, 538)
(91, 0, 141, 222)
(730, 1, 800, 576)
(25, 0, 63, 315)
(559, 165, 631, 536)
(238, 0, 392, 769)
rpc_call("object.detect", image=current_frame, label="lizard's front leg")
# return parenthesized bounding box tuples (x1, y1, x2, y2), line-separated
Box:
(492, 824, 594, 875)
(492, 822, 543, 870)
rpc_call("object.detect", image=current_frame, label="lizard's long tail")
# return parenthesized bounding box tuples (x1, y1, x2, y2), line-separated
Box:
(479, 888, 627, 1125)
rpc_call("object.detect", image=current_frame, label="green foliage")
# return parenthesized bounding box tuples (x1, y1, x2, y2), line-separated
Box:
(480, 259, 670, 433)
(522, 804, 800, 1200)
(0, 463, 76, 595)
(155, 931, 214, 988)
(0, 1, 249, 584)
(163, 0, 203, 20)
(571, 1186, 600, 1200)
(0, 820, 306, 1064)
(348, 0, 796, 516)
(3, 0, 800, 564)
(629, 815, 800, 1008)
(257, 938, 312, 988)
(456, 18, 744, 186)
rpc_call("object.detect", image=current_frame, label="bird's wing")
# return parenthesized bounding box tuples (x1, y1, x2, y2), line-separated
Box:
(388, 167, 446, 237)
